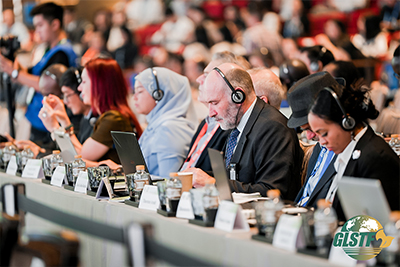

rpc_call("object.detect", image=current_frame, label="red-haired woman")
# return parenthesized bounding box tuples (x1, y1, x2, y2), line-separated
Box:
(40, 58, 142, 166)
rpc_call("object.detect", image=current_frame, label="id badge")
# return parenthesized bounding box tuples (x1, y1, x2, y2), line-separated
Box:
(229, 163, 237, 180)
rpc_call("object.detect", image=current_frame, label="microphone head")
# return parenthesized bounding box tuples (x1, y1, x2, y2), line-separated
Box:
(89, 117, 97, 126)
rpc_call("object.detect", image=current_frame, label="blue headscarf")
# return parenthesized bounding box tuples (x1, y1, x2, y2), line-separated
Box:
(135, 67, 198, 176)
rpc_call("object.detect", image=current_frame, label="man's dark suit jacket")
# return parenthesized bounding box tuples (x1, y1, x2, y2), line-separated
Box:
(294, 144, 337, 208)
(227, 98, 304, 201)
(333, 126, 400, 221)
(184, 118, 230, 174)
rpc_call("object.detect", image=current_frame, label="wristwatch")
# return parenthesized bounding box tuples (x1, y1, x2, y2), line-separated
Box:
(65, 124, 74, 136)
(11, 69, 19, 79)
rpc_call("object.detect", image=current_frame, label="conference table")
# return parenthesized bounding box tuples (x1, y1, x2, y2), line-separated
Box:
(0, 173, 357, 267)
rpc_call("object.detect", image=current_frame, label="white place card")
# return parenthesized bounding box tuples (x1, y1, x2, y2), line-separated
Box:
(214, 200, 250, 232)
(21, 159, 44, 179)
(176, 192, 194, 219)
(6, 156, 18, 176)
(138, 185, 160, 211)
(74, 171, 88, 194)
(95, 179, 109, 200)
(272, 214, 302, 252)
(50, 166, 66, 187)
(329, 228, 357, 266)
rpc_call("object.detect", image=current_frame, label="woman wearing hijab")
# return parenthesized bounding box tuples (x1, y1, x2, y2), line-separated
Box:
(134, 67, 197, 177)
(308, 83, 399, 221)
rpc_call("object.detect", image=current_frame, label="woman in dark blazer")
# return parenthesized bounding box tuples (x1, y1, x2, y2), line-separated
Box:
(308, 83, 400, 221)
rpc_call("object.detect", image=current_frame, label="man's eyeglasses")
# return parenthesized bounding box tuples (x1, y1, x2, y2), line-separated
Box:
(63, 92, 77, 102)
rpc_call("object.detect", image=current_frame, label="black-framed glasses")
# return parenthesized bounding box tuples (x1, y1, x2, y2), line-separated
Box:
(63, 92, 77, 102)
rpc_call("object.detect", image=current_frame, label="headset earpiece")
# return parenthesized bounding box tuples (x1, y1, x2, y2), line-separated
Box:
(152, 89, 164, 101)
(323, 87, 356, 131)
(151, 68, 164, 101)
(310, 46, 327, 72)
(213, 67, 246, 104)
(231, 88, 245, 104)
(310, 61, 319, 72)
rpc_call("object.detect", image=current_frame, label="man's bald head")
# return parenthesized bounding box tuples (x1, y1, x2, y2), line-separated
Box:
(39, 64, 68, 97)
(205, 63, 256, 104)
(248, 68, 284, 109)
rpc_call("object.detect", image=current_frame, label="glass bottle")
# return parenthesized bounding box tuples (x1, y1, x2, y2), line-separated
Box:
(132, 165, 150, 202)
(2, 142, 17, 169)
(50, 150, 64, 174)
(314, 199, 337, 255)
(202, 181, 219, 223)
(379, 211, 400, 266)
(165, 174, 182, 212)
(20, 145, 34, 171)
(262, 189, 284, 242)
(72, 155, 86, 186)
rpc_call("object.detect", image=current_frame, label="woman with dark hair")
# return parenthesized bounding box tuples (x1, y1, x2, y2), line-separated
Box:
(40, 58, 142, 165)
(40, 67, 93, 143)
(308, 83, 399, 220)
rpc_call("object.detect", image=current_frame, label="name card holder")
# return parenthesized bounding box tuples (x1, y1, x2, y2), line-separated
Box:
(74, 171, 88, 194)
(125, 199, 140, 208)
(272, 214, 303, 252)
(214, 200, 250, 232)
(21, 159, 44, 179)
(176, 192, 194, 219)
(50, 166, 66, 188)
(328, 228, 357, 266)
(138, 185, 160, 211)
(6, 156, 18, 176)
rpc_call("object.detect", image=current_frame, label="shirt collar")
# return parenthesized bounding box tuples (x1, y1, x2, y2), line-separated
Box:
(236, 98, 257, 133)
(335, 126, 368, 168)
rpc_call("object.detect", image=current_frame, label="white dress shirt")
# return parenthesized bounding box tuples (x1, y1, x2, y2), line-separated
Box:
(326, 126, 368, 203)
(233, 98, 257, 153)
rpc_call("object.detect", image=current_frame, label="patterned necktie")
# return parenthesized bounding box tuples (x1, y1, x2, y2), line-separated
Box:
(225, 128, 240, 168)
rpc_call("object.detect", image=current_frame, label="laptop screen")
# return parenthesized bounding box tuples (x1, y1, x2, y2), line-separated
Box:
(208, 148, 233, 201)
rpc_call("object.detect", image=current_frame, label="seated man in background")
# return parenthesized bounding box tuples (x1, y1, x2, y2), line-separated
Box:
(0, 2, 77, 145)
(287, 72, 341, 208)
(180, 51, 239, 174)
(247, 67, 285, 110)
(185, 63, 303, 201)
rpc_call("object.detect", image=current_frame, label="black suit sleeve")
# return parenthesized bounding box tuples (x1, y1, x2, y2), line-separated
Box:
(229, 119, 303, 200)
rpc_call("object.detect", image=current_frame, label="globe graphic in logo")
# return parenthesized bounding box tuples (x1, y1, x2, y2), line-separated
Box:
(333, 215, 394, 260)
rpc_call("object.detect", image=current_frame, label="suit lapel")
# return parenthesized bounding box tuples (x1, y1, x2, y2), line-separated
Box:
(343, 126, 374, 176)
(230, 98, 264, 164)
(308, 155, 337, 202)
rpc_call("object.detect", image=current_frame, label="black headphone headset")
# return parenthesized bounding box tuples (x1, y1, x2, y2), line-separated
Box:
(213, 67, 245, 104)
(310, 46, 327, 72)
(151, 68, 164, 101)
(74, 69, 82, 84)
(323, 87, 356, 131)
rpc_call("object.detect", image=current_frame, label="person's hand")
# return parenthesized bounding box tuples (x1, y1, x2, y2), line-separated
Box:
(97, 159, 122, 171)
(39, 99, 61, 133)
(43, 95, 70, 127)
(0, 54, 14, 75)
(0, 132, 16, 149)
(183, 167, 215, 188)
(14, 140, 45, 158)
(315, 34, 332, 48)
